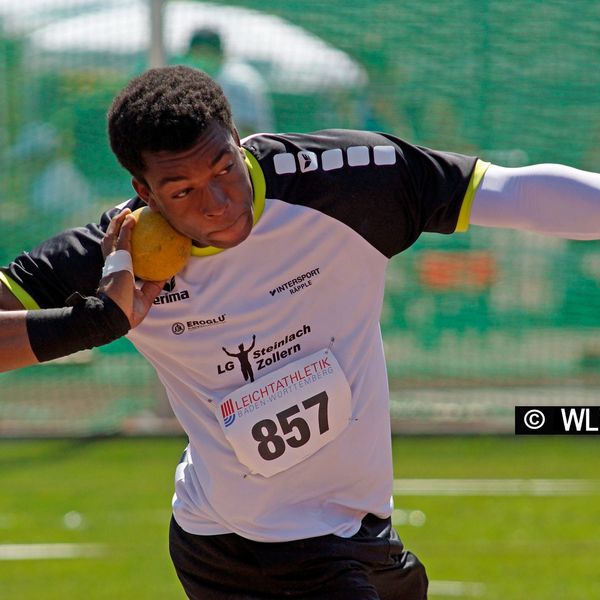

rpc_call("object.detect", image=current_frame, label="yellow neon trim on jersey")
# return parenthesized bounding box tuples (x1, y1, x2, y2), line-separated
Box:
(0, 271, 41, 310)
(191, 150, 267, 257)
(454, 159, 491, 233)
(244, 149, 267, 221)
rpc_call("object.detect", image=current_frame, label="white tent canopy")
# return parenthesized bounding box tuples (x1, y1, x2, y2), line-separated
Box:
(27, 1, 367, 92)
(0, 0, 126, 34)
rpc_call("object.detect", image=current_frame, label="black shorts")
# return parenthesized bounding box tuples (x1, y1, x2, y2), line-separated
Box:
(169, 513, 428, 599)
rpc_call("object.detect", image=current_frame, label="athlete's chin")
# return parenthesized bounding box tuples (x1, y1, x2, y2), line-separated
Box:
(210, 235, 247, 249)
(208, 214, 253, 249)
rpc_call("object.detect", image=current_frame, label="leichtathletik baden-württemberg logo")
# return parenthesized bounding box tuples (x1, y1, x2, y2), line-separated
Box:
(221, 398, 236, 427)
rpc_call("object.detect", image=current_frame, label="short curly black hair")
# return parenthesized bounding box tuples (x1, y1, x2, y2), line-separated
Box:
(107, 65, 233, 178)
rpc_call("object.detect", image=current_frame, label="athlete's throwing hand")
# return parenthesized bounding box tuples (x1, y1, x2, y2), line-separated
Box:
(99, 208, 166, 328)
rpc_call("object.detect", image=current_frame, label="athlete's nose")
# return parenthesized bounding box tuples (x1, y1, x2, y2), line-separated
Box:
(204, 184, 230, 218)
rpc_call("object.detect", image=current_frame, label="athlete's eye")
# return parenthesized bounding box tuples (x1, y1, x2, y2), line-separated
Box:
(172, 188, 192, 199)
(216, 162, 234, 176)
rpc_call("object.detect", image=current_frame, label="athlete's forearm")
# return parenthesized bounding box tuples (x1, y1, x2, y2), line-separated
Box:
(0, 293, 131, 373)
(0, 310, 39, 372)
(471, 163, 600, 238)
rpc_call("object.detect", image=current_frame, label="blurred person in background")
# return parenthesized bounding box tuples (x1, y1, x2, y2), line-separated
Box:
(9, 121, 93, 219)
(181, 27, 275, 138)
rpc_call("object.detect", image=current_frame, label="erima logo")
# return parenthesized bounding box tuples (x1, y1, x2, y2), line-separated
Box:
(163, 277, 176, 292)
(155, 277, 191, 305)
(273, 145, 397, 174)
(298, 151, 318, 172)
(154, 289, 190, 305)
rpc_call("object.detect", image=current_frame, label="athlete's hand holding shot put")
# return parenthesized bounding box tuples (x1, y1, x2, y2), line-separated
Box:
(3, 65, 600, 599)
(99, 208, 166, 329)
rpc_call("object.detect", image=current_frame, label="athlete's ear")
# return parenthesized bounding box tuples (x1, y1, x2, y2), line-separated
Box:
(132, 177, 157, 210)
(233, 126, 241, 147)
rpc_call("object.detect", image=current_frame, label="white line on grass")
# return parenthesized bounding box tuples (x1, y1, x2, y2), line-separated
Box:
(393, 478, 599, 496)
(0, 544, 483, 598)
(429, 580, 485, 597)
(0, 543, 104, 560)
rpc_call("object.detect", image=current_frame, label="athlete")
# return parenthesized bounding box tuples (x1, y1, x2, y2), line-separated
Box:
(3, 66, 600, 599)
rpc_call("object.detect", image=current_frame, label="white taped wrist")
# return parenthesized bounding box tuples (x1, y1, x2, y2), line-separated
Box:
(102, 250, 134, 278)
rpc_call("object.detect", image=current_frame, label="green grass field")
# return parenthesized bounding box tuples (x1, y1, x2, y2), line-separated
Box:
(1, 436, 599, 599)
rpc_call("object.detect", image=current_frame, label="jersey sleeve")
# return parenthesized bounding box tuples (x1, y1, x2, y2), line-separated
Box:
(244, 129, 482, 258)
(0, 199, 142, 309)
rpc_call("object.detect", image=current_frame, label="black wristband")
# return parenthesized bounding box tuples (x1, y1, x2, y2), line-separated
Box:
(25, 293, 131, 363)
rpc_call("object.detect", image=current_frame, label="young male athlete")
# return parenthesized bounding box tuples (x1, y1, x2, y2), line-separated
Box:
(2, 66, 600, 599)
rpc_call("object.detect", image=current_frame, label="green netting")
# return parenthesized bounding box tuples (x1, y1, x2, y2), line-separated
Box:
(2, 0, 600, 434)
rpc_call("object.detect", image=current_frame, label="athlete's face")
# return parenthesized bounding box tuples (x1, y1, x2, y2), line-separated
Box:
(132, 121, 254, 249)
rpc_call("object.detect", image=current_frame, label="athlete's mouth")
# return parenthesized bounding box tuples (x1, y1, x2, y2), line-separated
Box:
(210, 211, 248, 236)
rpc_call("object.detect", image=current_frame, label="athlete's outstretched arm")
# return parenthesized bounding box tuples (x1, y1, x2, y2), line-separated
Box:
(471, 164, 600, 238)
(0, 211, 163, 373)
(0, 288, 37, 371)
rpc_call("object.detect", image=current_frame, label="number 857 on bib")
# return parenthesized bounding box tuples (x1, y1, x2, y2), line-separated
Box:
(216, 349, 352, 477)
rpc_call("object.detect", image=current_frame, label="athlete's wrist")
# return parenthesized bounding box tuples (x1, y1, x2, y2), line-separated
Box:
(25, 292, 131, 363)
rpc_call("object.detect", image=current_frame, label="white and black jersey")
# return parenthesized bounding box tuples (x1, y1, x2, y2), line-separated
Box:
(2, 130, 487, 542)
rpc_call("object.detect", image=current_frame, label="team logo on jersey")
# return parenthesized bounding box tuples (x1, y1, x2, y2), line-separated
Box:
(217, 325, 311, 382)
(222, 334, 257, 382)
(221, 398, 236, 427)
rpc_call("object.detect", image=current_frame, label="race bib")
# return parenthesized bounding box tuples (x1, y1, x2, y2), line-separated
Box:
(216, 349, 352, 477)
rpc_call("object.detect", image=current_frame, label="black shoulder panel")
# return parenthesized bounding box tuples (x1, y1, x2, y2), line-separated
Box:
(243, 130, 477, 257)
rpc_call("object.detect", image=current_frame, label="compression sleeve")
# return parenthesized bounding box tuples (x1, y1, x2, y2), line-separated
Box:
(470, 163, 600, 239)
